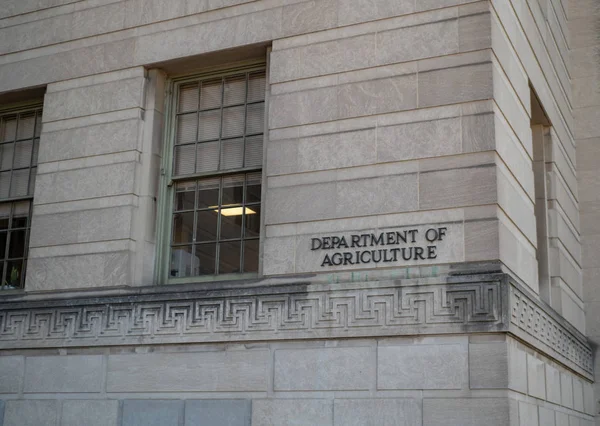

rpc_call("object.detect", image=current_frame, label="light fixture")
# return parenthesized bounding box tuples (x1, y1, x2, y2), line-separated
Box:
(217, 206, 256, 217)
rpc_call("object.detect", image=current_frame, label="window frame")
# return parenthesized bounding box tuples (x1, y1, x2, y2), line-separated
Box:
(155, 61, 268, 285)
(0, 100, 43, 292)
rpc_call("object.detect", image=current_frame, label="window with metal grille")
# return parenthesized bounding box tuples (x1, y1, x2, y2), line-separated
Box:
(167, 67, 265, 279)
(0, 105, 41, 290)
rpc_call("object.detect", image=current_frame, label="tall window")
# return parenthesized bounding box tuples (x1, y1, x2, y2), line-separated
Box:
(165, 66, 265, 281)
(531, 89, 552, 305)
(0, 105, 41, 290)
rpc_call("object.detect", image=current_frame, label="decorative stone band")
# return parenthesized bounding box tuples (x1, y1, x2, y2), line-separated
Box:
(509, 284, 593, 378)
(0, 273, 592, 378)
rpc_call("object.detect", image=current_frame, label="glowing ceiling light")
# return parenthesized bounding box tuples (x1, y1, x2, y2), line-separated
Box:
(216, 206, 256, 216)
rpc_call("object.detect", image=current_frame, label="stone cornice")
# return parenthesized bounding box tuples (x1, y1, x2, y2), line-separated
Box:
(508, 282, 593, 378)
(0, 272, 593, 379)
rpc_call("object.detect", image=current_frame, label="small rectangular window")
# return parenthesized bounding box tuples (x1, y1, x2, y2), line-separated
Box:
(0, 105, 41, 290)
(165, 67, 265, 281)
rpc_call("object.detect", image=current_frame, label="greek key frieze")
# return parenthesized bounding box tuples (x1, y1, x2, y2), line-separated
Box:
(0, 282, 500, 346)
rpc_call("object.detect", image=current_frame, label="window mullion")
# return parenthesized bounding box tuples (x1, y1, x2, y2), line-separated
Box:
(7, 114, 18, 198)
(194, 82, 201, 175)
(217, 78, 225, 172)
(191, 180, 198, 276)
(215, 177, 223, 274)
(242, 73, 249, 169)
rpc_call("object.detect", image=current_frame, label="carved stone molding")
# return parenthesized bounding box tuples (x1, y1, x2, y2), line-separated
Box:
(509, 284, 593, 377)
(0, 278, 503, 346)
(0, 273, 593, 378)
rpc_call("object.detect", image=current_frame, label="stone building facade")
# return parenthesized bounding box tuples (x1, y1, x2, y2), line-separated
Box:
(0, 0, 599, 425)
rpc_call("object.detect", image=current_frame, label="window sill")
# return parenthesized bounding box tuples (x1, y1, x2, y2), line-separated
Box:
(166, 272, 259, 286)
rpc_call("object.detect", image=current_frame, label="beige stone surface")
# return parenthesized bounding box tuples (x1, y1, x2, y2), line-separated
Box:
(39, 119, 140, 163)
(378, 343, 467, 390)
(334, 399, 421, 426)
(527, 354, 547, 399)
(546, 363, 562, 404)
(4, 400, 58, 426)
(274, 347, 373, 390)
(518, 401, 539, 426)
(26, 251, 131, 290)
(252, 399, 333, 426)
(106, 350, 269, 392)
(423, 398, 509, 426)
(0, 356, 24, 393)
(0, 0, 596, 422)
(469, 341, 508, 389)
(24, 355, 103, 393)
(43, 77, 145, 122)
(539, 407, 556, 426)
(61, 400, 119, 426)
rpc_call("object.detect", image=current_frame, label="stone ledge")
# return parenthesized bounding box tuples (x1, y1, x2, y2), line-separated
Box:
(509, 283, 593, 379)
(0, 271, 592, 379)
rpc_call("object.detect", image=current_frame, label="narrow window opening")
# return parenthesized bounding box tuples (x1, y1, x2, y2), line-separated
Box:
(531, 88, 552, 304)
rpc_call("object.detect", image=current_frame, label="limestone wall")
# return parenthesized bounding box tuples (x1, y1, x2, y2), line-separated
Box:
(571, 0, 600, 420)
(0, 0, 597, 424)
(490, 0, 586, 333)
(0, 0, 582, 333)
(0, 0, 582, 327)
(0, 334, 593, 426)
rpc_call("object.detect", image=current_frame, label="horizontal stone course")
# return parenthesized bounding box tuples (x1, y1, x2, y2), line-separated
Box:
(43, 77, 145, 122)
(419, 164, 497, 210)
(281, 0, 337, 36)
(469, 341, 508, 388)
(377, 20, 458, 65)
(274, 346, 373, 390)
(252, 399, 332, 426)
(122, 400, 183, 426)
(419, 62, 493, 107)
(30, 206, 133, 248)
(334, 399, 421, 426)
(185, 400, 251, 426)
(34, 162, 136, 204)
(265, 173, 419, 225)
(338, 0, 414, 26)
(26, 251, 131, 291)
(61, 400, 119, 426)
(423, 398, 509, 426)
(378, 343, 467, 389)
(377, 118, 462, 162)
(132, 8, 282, 66)
(464, 219, 500, 262)
(106, 350, 269, 392)
(24, 355, 103, 393)
(0, 356, 23, 393)
(3, 400, 57, 426)
(39, 119, 140, 163)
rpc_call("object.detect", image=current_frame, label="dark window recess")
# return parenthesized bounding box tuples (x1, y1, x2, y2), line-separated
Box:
(0, 106, 41, 290)
(0, 200, 32, 290)
(170, 172, 261, 278)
